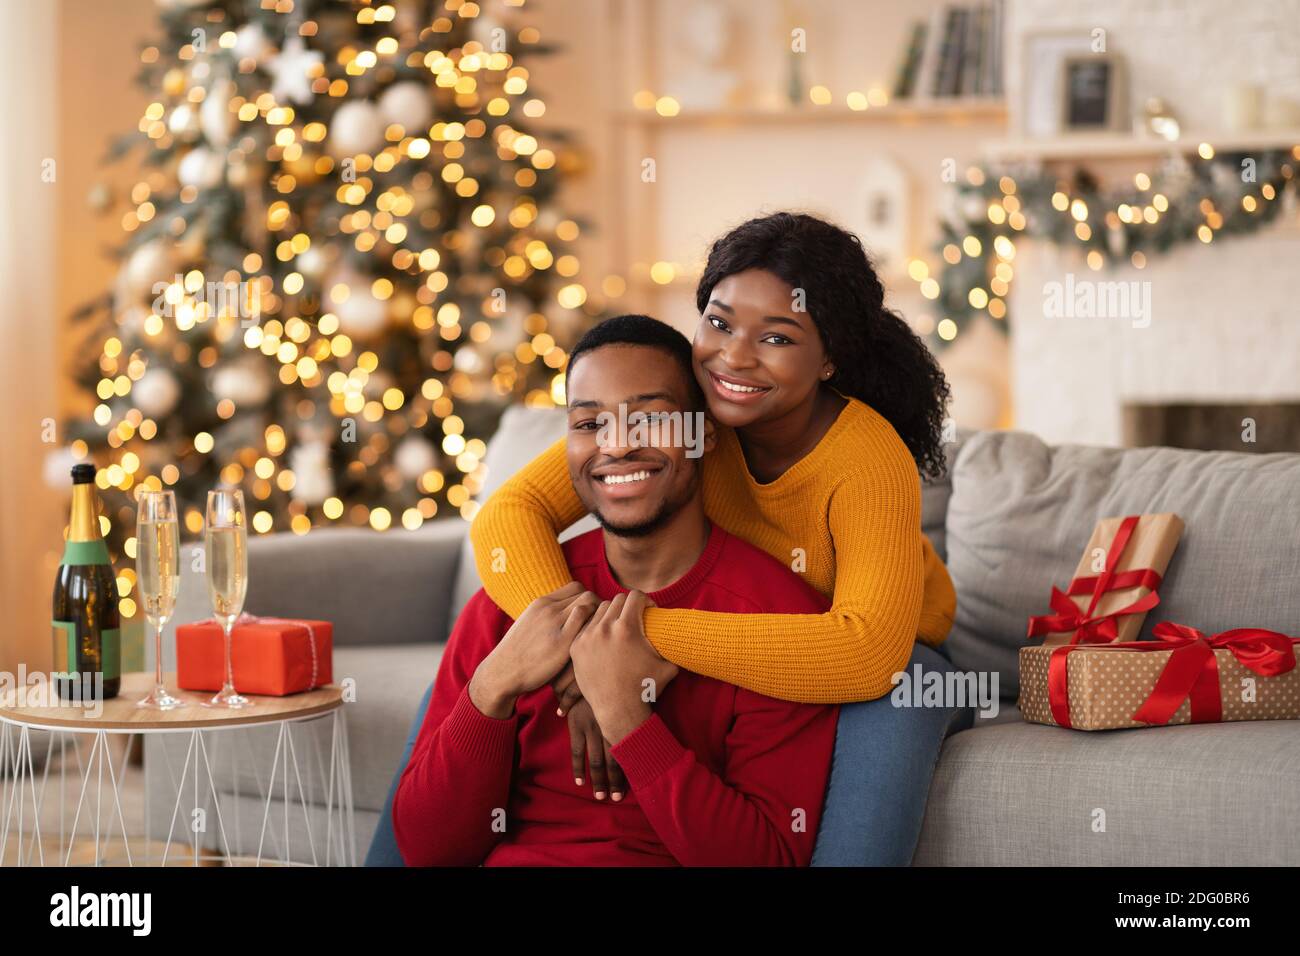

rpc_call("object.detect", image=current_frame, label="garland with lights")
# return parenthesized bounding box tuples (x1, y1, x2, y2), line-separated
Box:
(66, 0, 603, 586)
(916, 145, 1300, 345)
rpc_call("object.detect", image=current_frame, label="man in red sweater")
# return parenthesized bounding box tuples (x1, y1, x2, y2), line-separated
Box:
(392, 315, 838, 866)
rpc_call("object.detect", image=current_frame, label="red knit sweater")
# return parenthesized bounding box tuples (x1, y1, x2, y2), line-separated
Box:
(392, 522, 839, 867)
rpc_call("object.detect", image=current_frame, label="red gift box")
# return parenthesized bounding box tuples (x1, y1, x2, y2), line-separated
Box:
(176, 615, 333, 696)
(1020, 621, 1300, 730)
(1027, 513, 1183, 646)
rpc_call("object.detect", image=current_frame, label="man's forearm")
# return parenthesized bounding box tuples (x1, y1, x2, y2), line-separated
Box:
(392, 686, 518, 866)
(589, 697, 652, 745)
(468, 664, 519, 719)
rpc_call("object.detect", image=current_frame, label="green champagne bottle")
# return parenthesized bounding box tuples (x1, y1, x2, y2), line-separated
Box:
(52, 464, 120, 701)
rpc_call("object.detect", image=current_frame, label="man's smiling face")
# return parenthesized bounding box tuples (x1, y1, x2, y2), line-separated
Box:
(566, 344, 710, 538)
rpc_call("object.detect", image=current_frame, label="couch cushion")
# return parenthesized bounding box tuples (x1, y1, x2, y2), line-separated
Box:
(916, 711, 1300, 865)
(944, 431, 1300, 696)
(244, 524, 464, 647)
(921, 428, 974, 564)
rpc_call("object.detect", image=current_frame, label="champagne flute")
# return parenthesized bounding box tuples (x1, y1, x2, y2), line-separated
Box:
(204, 488, 253, 709)
(136, 489, 184, 709)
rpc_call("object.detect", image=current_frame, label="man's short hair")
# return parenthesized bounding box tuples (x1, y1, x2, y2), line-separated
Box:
(567, 314, 705, 410)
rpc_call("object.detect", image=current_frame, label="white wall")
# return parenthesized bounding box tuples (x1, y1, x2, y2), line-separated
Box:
(1005, 0, 1300, 445)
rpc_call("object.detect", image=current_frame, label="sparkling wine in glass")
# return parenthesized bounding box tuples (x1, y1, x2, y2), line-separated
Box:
(136, 490, 184, 709)
(204, 489, 252, 709)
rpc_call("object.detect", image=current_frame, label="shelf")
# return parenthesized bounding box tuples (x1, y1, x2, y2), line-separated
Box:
(983, 129, 1300, 163)
(613, 97, 1008, 128)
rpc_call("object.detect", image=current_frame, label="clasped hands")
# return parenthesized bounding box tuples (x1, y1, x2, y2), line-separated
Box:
(467, 582, 679, 802)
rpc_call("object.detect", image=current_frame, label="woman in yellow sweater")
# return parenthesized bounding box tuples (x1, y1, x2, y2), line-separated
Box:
(464, 212, 970, 866)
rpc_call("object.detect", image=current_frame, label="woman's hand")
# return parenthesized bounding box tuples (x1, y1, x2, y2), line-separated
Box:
(550, 662, 584, 717)
(565, 698, 628, 801)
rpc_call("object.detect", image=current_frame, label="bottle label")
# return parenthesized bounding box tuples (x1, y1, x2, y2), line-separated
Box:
(61, 540, 111, 566)
(52, 620, 75, 679)
(102, 627, 120, 680)
(50, 623, 119, 680)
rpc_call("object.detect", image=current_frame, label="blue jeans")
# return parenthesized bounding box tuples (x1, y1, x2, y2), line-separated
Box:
(366, 681, 434, 866)
(364, 642, 971, 867)
(810, 642, 972, 865)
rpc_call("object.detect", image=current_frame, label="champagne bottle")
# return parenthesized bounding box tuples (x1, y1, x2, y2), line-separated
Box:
(51, 464, 120, 701)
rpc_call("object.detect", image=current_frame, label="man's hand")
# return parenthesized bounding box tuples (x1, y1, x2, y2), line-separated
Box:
(469, 582, 599, 718)
(570, 590, 679, 745)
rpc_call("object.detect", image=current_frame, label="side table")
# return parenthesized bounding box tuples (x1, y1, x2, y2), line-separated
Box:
(0, 671, 355, 866)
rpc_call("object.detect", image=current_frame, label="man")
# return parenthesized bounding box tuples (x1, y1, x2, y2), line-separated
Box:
(392, 315, 838, 866)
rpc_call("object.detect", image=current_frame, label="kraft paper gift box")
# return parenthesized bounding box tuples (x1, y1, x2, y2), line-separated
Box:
(1019, 622, 1300, 731)
(176, 615, 332, 696)
(1027, 513, 1184, 647)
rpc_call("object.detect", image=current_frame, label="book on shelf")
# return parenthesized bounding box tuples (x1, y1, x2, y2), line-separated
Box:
(891, 20, 929, 99)
(895, 0, 1004, 101)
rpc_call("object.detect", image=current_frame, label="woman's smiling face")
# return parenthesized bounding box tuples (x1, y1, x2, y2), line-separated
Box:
(692, 268, 833, 429)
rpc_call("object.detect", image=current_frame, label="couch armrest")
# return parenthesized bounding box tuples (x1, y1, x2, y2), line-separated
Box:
(160, 520, 466, 668)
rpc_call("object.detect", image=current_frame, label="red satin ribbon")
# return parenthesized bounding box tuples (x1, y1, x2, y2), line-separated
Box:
(1045, 622, 1300, 729)
(1027, 515, 1163, 643)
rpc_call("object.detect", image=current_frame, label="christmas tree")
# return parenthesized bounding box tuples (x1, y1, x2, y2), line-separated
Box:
(68, 0, 597, 605)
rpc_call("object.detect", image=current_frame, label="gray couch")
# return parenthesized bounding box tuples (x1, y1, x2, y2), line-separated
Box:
(148, 407, 1300, 865)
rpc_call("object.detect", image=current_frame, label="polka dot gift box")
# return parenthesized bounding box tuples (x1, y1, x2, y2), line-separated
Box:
(1019, 623, 1300, 731)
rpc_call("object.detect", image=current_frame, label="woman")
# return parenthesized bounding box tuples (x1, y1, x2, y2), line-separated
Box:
(366, 212, 968, 866)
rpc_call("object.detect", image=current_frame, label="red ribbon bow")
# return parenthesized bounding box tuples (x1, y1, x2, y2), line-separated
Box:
(1027, 515, 1163, 644)
(1045, 622, 1299, 729)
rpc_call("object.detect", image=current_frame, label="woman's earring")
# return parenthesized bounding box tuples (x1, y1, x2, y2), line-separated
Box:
(822, 367, 833, 380)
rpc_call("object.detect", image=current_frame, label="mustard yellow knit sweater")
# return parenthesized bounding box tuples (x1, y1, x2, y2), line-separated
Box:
(470, 398, 956, 704)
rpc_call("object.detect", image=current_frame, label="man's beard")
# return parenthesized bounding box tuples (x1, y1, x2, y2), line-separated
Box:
(592, 498, 678, 538)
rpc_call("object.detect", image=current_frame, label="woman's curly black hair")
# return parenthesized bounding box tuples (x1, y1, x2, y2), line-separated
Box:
(695, 211, 952, 480)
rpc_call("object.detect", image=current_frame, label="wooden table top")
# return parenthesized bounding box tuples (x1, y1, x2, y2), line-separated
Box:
(0, 672, 344, 732)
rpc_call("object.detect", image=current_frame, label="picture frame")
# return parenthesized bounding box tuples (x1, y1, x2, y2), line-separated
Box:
(1061, 53, 1127, 131)
(1018, 30, 1096, 138)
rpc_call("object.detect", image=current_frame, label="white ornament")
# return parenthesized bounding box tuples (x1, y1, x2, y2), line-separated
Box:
(332, 278, 382, 338)
(394, 434, 436, 480)
(328, 100, 385, 157)
(201, 81, 236, 146)
(268, 36, 323, 106)
(168, 104, 196, 136)
(453, 345, 485, 375)
(134, 368, 181, 417)
(122, 241, 173, 297)
(178, 147, 225, 189)
(379, 82, 433, 133)
(233, 23, 271, 62)
(212, 360, 272, 406)
(43, 447, 81, 490)
(297, 246, 328, 278)
(289, 440, 333, 505)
